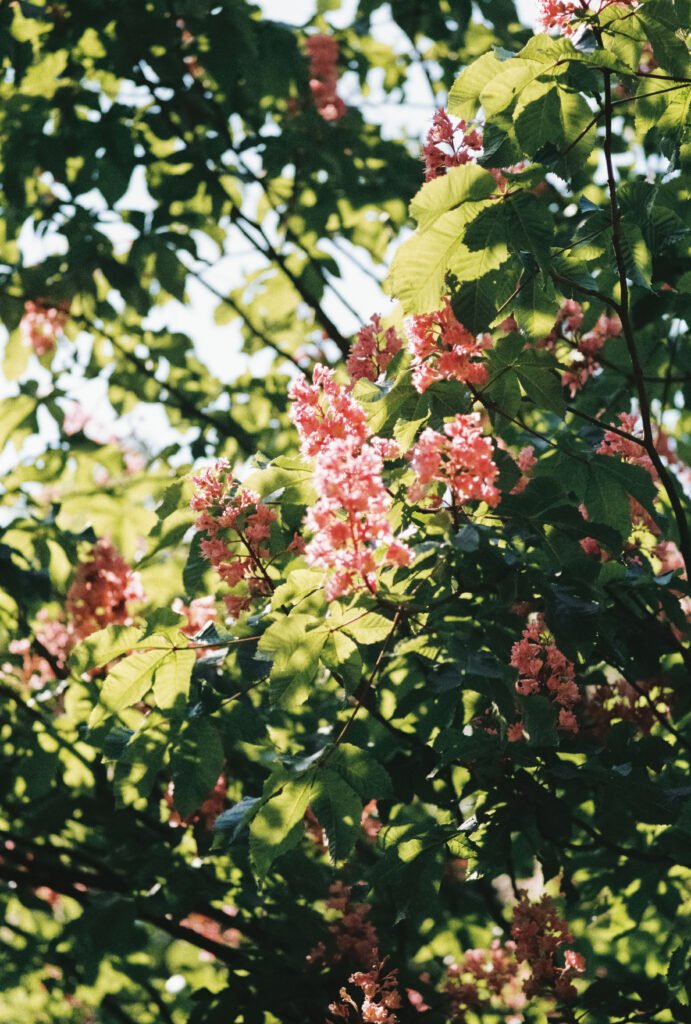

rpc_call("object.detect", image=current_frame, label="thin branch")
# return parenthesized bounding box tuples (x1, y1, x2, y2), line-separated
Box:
(600, 63, 691, 576)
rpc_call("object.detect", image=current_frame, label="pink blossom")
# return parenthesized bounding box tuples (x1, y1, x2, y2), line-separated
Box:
(347, 315, 403, 383)
(172, 596, 217, 637)
(289, 364, 370, 458)
(304, 33, 346, 122)
(510, 614, 580, 733)
(20, 300, 68, 356)
(406, 298, 490, 394)
(409, 413, 500, 508)
(63, 402, 90, 436)
(191, 461, 277, 619)
(67, 539, 145, 641)
(305, 437, 411, 600)
(538, 0, 637, 34)
(511, 445, 537, 495)
(422, 109, 484, 182)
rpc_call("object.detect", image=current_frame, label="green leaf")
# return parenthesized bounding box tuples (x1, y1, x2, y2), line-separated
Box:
(584, 459, 632, 537)
(343, 611, 393, 645)
(502, 192, 555, 265)
(513, 273, 559, 340)
(70, 624, 145, 677)
(89, 642, 172, 726)
(409, 164, 497, 232)
(514, 79, 563, 155)
(514, 349, 565, 414)
(327, 743, 392, 800)
(250, 770, 316, 880)
(386, 206, 474, 314)
(480, 58, 547, 120)
(183, 530, 207, 597)
(153, 648, 196, 709)
(0, 394, 37, 453)
(258, 614, 328, 709)
(214, 796, 262, 847)
(312, 770, 361, 863)
(448, 51, 504, 119)
(113, 712, 170, 808)
(637, 8, 691, 76)
(484, 335, 525, 418)
(521, 695, 559, 747)
(170, 719, 225, 819)
(451, 271, 505, 334)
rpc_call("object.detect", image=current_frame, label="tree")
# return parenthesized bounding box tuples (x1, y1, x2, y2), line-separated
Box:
(1, 1, 690, 1022)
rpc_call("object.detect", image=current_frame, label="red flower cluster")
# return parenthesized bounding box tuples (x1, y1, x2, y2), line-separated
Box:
(409, 413, 500, 508)
(191, 460, 276, 619)
(511, 892, 586, 1001)
(4, 539, 143, 691)
(444, 940, 525, 1024)
(422, 108, 483, 182)
(172, 596, 217, 638)
(329, 960, 402, 1024)
(510, 614, 580, 734)
(538, 300, 622, 395)
(310, 884, 403, 1024)
(597, 413, 659, 534)
(178, 906, 241, 961)
(308, 881, 380, 969)
(586, 676, 671, 738)
(290, 365, 369, 458)
(20, 300, 68, 356)
(510, 445, 537, 495)
(405, 298, 491, 394)
(539, 0, 637, 34)
(306, 436, 411, 601)
(597, 413, 654, 476)
(304, 33, 346, 122)
(291, 366, 411, 600)
(347, 315, 403, 383)
(445, 893, 584, 1022)
(66, 539, 145, 642)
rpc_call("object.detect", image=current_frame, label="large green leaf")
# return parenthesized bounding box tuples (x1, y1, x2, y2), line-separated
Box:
(258, 614, 328, 709)
(250, 770, 316, 880)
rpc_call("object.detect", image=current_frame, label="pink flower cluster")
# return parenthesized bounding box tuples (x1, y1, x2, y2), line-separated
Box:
(539, 0, 637, 34)
(289, 364, 370, 458)
(306, 436, 411, 600)
(191, 459, 276, 619)
(597, 413, 655, 477)
(586, 676, 671, 739)
(347, 315, 403, 383)
(422, 108, 484, 182)
(409, 413, 500, 508)
(20, 300, 68, 356)
(406, 298, 491, 394)
(539, 300, 622, 396)
(329, 960, 402, 1024)
(308, 881, 380, 969)
(4, 540, 143, 691)
(172, 595, 217, 638)
(66, 539, 145, 642)
(511, 892, 586, 1002)
(597, 413, 658, 534)
(510, 445, 537, 495)
(445, 894, 584, 1022)
(444, 941, 525, 1024)
(510, 614, 580, 734)
(290, 366, 411, 600)
(304, 33, 346, 122)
